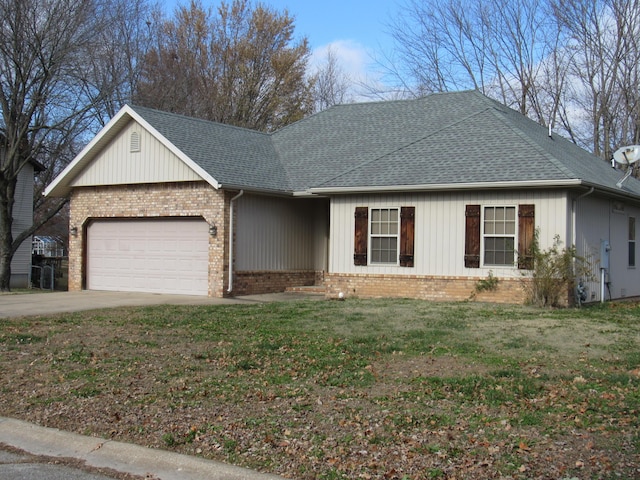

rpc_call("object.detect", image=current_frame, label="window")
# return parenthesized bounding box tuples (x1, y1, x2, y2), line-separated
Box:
(465, 204, 534, 269)
(629, 217, 636, 267)
(483, 206, 516, 266)
(370, 208, 399, 264)
(353, 206, 414, 267)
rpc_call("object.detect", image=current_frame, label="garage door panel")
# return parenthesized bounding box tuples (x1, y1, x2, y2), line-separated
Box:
(87, 219, 209, 295)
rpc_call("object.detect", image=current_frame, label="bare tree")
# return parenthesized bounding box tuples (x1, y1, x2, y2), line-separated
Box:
(312, 46, 353, 111)
(388, 0, 640, 160)
(0, 0, 152, 291)
(553, 0, 640, 158)
(389, 0, 558, 119)
(136, 0, 314, 131)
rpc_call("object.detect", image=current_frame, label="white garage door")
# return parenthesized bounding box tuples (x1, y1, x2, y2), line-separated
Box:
(87, 219, 209, 295)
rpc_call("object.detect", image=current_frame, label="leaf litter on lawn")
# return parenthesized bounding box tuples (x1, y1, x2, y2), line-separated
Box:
(1, 299, 639, 479)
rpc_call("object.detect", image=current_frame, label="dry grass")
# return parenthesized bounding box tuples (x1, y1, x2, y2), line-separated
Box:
(1, 299, 639, 479)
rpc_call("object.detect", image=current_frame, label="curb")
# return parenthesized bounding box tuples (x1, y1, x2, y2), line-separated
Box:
(0, 418, 284, 480)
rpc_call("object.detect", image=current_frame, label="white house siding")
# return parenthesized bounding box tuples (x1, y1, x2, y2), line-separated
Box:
(329, 190, 569, 278)
(235, 194, 328, 271)
(575, 194, 640, 301)
(70, 120, 202, 187)
(11, 165, 34, 287)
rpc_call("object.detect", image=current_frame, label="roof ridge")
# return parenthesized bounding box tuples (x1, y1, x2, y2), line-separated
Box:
(481, 102, 577, 179)
(129, 104, 272, 137)
(315, 101, 495, 188)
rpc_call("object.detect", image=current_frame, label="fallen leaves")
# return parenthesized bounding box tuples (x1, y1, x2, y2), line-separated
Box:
(1, 300, 640, 479)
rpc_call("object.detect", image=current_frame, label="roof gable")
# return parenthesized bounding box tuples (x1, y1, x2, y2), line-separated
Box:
(70, 118, 203, 188)
(45, 105, 222, 197)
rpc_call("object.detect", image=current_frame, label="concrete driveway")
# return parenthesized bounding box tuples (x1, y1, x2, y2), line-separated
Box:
(0, 290, 322, 319)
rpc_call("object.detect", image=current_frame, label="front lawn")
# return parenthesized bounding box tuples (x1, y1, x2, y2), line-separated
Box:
(1, 299, 639, 479)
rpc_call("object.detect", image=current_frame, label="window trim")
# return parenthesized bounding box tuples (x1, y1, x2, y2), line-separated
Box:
(482, 205, 517, 267)
(368, 206, 400, 266)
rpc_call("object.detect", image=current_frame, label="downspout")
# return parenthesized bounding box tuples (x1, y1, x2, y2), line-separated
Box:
(571, 187, 594, 248)
(572, 187, 594, 300)
(227, 190, 244, 293)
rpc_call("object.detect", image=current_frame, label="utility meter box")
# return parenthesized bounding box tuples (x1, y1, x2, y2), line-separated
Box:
(600, 240, 611, 270)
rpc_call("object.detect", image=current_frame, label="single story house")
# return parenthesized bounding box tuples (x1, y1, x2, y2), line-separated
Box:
(45, 90, 640, 303)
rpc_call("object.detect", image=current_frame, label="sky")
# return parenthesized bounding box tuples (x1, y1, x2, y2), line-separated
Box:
(161, 0, 400, 95)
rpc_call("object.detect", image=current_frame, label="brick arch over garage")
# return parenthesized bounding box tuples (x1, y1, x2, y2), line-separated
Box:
(69, 182, 229, 297)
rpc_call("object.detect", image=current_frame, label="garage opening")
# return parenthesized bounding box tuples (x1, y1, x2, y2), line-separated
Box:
(86, 218, 209, 295)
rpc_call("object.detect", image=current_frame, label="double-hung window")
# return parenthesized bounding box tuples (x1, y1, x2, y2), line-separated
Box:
(465, 204, 534, 270)
(354, 206, 415, 267)
(483, 206, 516, 266)
(370, 208, 399, 264)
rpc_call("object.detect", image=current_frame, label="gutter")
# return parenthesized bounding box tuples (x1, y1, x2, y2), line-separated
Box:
(227, 190, 244, 293)
(308, 179, 583, 195)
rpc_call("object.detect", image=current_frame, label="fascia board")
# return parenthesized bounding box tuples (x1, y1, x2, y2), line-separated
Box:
(129, 108, 220, 190)
(44, 106, 132, 197)
(307, 179, 584, 195)
(44, 105, 221, 197)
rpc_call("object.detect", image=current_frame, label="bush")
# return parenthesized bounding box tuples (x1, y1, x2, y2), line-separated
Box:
(523, 231, 590, 307)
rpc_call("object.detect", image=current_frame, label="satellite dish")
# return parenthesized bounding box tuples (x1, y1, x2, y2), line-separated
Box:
(613, 145, 640, 166)
(613, 145, 640, 188)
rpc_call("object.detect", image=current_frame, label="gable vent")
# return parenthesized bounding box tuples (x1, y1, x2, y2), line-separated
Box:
(130, 131, 141, 152)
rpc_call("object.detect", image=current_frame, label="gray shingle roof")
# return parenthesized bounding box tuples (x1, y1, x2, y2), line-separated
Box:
(131, 91, 640, 198)
(130, 105, 288, 192)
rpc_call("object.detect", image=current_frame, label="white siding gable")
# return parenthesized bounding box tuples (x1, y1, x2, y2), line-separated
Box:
(70, 120, 203, 187)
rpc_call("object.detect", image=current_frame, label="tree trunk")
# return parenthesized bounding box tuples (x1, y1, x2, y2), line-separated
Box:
(0, 176, 17, 292)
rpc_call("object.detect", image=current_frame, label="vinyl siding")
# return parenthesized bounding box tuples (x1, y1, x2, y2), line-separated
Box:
(10, 165, 34, 286)
(329, 190, 569, 278)
(235, 194, 328, 271)
(575, 194, 640, 301)
(70, 120, 202, 187)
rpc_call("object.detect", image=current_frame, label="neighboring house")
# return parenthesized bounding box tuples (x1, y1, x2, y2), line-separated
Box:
(10, 164, 37, 288)
(32, 236, 65, 257)
(44, 90, 640, 303)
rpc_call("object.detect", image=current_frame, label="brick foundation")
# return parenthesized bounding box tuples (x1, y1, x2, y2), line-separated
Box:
(325, 273, 530, 304)
(232, 270, 323, 296)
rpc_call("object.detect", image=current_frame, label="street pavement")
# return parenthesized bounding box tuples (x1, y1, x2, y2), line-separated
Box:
(0, 447, 122, 480)
(0, 290, 322, 479)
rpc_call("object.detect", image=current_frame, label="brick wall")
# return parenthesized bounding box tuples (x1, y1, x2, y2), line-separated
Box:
(325, 273, 531, 304)
(233, 270, 322, 296)
(69, 182, 229, 297)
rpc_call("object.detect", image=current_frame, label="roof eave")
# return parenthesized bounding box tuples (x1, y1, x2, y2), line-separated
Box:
(308, 179, 584, 195)
(580, 180, 640, 203)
